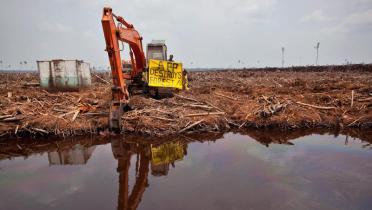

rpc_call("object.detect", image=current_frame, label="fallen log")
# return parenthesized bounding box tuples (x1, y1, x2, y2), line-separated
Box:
(149, 116, 177, 122)
(257, 103, 285, 118)
(357, 97, 372, 102)
(183, 104, 213, 110)
(32, 128, 49, 134)
(94, 74, 111, 84)
(178, 119, 204, 133)
(203, 101, 224, 112)
(152, 109, 174, 115)
(0, 115, 13, 120)
(58, 110, 76, 118)
(296, 101, 336, 110)
(1, 117, 22, 122)
(23, 82, 40, 87)
(183, 112, 225, 117)
(15, 125, 19, 134)
(71, 110, 80, 122)
(214, 92, 238, 101)
(174, 94, 200, 103)
(347, 117, 364, 127)
(53, 108, 70, 113)
(82, 112, 109, 116)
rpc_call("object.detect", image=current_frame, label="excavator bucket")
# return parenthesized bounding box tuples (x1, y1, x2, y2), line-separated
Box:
(109, 102, 123, 132)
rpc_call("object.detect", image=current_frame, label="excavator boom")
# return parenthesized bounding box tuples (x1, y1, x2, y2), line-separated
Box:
(101, 7, 146, 131)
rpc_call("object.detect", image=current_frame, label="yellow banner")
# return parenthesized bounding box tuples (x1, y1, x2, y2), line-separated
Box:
(148, 59, 183, 89)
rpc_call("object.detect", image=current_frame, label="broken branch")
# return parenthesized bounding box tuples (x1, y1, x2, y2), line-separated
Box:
(296, 101, 336, 110)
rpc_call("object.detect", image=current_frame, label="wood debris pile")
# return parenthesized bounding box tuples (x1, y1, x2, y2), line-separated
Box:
(0, 64, 371, 139)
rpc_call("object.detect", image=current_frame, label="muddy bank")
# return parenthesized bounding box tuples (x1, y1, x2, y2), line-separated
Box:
(0, 64, 371, 139)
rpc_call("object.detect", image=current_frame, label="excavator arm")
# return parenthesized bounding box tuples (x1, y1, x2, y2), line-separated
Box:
(101, 7, 146, 131)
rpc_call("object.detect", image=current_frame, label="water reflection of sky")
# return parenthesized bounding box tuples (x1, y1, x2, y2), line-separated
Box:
(0, 133, 371, 210)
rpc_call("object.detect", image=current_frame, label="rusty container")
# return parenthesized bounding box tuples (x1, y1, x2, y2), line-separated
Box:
(37, 59, 91, 91)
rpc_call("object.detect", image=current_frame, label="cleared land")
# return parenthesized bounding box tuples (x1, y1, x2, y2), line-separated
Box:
(0, 64, 371, 139)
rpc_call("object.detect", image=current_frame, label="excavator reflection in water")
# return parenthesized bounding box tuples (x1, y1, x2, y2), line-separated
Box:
(15, 137, 187, 210)
(111, 139, 187, 210)
(44, 139, 187, 210)
(5, 131, 370, 209)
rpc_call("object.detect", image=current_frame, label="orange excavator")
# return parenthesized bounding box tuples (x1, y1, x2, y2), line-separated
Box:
(101, 7, 185, 131)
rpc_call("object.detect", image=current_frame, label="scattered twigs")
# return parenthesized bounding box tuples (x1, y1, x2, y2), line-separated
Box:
(178, 119, 204, 133)
(351, 90, 354, 108)
(296, 101, 336, 110)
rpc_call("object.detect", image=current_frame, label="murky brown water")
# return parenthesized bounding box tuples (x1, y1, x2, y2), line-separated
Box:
(0, 132, 372, 210)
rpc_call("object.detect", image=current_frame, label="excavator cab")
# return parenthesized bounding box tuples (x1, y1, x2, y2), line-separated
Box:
(144, 40, 174, 98)
(146, 40, 168, 61)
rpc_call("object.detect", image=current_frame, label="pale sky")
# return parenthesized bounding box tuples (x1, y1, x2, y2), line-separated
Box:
(0, 0, 371, 69)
